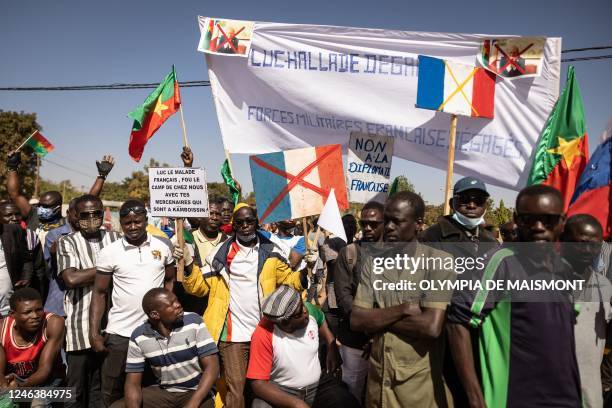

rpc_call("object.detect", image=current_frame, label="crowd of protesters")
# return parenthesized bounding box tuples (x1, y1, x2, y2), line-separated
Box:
(0, 146, 610, 408)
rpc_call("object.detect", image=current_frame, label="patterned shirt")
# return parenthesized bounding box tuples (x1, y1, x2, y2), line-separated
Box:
(58, 230, 121, 351)
(126, 312, 218, 392)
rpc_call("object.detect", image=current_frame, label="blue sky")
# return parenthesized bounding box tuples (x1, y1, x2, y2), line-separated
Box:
(1, 0, 610, 207)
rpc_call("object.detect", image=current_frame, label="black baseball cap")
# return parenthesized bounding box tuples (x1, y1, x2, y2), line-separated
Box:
(453, 176, 489, 196)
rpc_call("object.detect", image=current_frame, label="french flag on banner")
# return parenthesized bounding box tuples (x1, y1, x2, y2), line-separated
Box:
(249, 144, 349, 224)
(416, 55, 497, 119)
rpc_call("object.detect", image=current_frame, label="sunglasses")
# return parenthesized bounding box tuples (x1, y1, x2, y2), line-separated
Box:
(516, 213, 563, 227)
(359, 220, 383, 229)
(233, 218, 257, 227)
(454, 194, 488, 206)
(38, 203, 59, 209)
(119, 206, 147, 217)
(78, 210, 104, 220)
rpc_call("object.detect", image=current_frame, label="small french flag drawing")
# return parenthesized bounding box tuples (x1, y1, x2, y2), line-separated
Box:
(416, 55, 496, 119)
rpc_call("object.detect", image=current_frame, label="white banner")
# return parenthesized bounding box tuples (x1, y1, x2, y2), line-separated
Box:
(347, 133, 393, 203)
(201, 17, 562, 190)
(149, 167, 209, 218)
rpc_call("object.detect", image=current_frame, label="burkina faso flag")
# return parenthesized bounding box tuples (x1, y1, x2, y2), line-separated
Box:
(128, 66, 181, 162)
(527, 67, 589, 210)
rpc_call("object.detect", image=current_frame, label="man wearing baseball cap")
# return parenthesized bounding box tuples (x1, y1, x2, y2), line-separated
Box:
(421, 176, 497, 247)
(420, 176, 498, 407)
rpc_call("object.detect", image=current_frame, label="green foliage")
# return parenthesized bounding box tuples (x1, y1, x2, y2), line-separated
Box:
(424, 203, 444, 226)
(207, 182, 230, 201)
(0, 111, 40, 199)
(390, 175, 416, 195)
(244, 191, 256, 206)
(39, 179, 82, 202)
(98, 181, 128, 202)
(347, 202, 364, 217)
(491, 199, 513, 227)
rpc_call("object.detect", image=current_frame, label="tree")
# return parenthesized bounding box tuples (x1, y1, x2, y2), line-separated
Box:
(99, 181, 129, 202)
(492, 199, 513, 226)
(348, 202, 364, 217)
(207, 182, 230, 201)
(39, 179, 82, 202)
(117, 159, 169, 203)
(244, 191, 256, 207)
(424, 203, 444, 226)
(389, 175, 416, 195)
(0, 111, 41, 199)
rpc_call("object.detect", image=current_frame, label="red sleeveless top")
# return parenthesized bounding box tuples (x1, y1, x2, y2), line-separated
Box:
(0, 312, 61, 379)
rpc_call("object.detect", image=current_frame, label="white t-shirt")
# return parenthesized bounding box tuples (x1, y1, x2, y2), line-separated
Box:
(96, 234, 174, 337)
(247, 311, 322, 388)
(0, 242, 12, 316)
(227, 239, 261, 342)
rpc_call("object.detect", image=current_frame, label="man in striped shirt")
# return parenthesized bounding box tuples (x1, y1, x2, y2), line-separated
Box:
(114, 288, 219, 408)
(58, 194, 121, 408)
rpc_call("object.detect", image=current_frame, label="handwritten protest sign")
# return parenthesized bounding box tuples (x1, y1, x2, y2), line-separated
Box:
(347, 133, 394, 203)
(149, 167, 209, 218)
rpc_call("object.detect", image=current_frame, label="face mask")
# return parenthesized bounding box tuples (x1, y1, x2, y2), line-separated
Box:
(37, 205, 60, 222)
(78, 217, 103, 234)
(236, 232, 257, 242)
(452, 205, 485, 229)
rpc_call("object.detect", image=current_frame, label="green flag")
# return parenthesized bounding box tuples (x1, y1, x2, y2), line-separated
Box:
(221, 159, 240, 205)
(389, 177, 400, 197)
(183, 228, 194, 245)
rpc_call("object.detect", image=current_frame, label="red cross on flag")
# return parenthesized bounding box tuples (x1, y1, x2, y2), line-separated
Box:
(249, 144, 349, 224)
(479, 37, 546, 79)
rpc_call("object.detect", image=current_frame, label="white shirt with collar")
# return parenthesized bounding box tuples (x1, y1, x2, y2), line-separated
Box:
(96, 233, 174, 337)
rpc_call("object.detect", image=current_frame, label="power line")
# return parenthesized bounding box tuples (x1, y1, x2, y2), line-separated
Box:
(561, 54, 612, 62)
(52, 152, 97, 172)
(561, 45, 612, 53)
(1, 47, 611, 92)
(41, 158, 97, 179)
(0, 80, 210, 92)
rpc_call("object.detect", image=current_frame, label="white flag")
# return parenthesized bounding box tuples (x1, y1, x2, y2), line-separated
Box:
(317, 188, 347, 243)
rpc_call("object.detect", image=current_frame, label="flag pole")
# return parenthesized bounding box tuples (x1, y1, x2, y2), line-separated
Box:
(15, 130, 38, 152)
(178, 104, 190, 148)
(224, 149, 234, 175)
(34, 155, 40, 199)
(175, 100, 189, 282)
(302, 218, 310, 251)
(443, 114, 458, 215)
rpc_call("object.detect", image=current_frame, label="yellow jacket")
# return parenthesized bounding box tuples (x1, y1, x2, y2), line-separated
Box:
(183, 232, 306, 343)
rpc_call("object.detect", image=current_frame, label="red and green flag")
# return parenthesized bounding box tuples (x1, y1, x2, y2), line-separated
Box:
(26, 131, 54, 157)
(527, 67, 589, 210)
(128, 66, 181, 162)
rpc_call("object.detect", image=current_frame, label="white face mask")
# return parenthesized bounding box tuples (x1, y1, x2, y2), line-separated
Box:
(452, 204, 486, 229)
